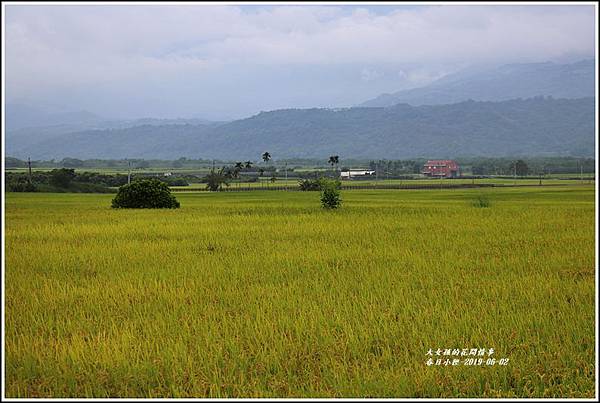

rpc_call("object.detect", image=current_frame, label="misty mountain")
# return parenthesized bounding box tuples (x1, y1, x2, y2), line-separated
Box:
(359, 59, 595, 107)
(5, 103, 107, 131)
(9, 124, 217, 161)
(5, 112, 226, 156)
(8, 97, 594, 160)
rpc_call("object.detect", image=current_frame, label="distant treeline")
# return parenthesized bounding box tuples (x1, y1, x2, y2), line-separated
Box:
(5, 169, 194, 193)
(6, 156, 596, 174)
(5, 156, 327, 170)
(460, 156, 595, 175)
(367, 157, 596, 176)
(5, 156, 221, 169)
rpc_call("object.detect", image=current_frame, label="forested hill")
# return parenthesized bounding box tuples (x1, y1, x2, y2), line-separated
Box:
(8, 97, 595, 160)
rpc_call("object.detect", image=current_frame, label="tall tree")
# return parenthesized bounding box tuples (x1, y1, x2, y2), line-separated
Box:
(204, 167, 230, 191)
(513, 160, 529, 177)
(244, 161, 254, 185)
(234, 161, 244, 189)
(262, 152, 271, 188)
(49, 168, 76, 188)
(328, 155, 340, 178)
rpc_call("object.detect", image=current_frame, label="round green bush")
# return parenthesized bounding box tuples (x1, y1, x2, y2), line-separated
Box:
(111, 179, 180, 209)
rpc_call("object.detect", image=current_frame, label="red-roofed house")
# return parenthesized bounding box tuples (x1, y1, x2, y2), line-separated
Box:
(422, 160, 460, 178)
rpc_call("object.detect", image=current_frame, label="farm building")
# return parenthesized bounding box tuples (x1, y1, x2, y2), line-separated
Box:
(421, 160, 460, 178)
(340, 169, 376, 179)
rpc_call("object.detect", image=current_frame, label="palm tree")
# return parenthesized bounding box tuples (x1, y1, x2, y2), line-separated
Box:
(234, 161, 244, 189)
(204, 167, 230, 191)
(262, 152, 271, 188)
(328, 155, 340, 178)
(244, 161, 254, 186)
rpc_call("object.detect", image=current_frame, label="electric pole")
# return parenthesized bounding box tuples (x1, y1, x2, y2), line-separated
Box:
(27, 157, 32, 184)
(127, 160, 131, 185)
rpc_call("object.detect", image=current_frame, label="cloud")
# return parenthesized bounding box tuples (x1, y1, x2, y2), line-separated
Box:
(397, 68, 451, 86)
(4, 4, 596, 117)
(360, 68, 382, 82)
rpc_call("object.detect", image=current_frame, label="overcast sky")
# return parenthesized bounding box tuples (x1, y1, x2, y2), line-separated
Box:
(4, 3, 596, 120)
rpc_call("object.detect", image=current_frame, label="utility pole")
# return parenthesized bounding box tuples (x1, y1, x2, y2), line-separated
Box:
(127, 161, 131, 185)
(27, 157, 32, 184)
(513, 161, 517, 185)
(580, 159, 584, 182)
(284, 162, 288, 191)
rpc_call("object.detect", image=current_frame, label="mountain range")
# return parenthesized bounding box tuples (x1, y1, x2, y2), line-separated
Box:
(359, 59, 595, 107)
(7, 97, 595, 160)
(5, 59, 596, 160)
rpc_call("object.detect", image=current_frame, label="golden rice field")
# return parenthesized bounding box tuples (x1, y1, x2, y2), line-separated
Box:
(4, 185, 596, 398)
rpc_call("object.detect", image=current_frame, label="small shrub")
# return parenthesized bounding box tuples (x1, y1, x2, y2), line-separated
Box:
(320, 179, 342, 209)
(472, 194, 491, 208)
(111, 179, 180, 209)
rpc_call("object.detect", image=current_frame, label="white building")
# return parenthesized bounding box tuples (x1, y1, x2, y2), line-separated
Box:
(340, 169, 376, 179)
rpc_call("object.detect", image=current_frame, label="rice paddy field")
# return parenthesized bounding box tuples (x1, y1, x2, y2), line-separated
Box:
(3, 185, 597, 398)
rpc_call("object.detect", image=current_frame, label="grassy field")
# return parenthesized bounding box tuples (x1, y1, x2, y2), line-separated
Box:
(4, 185, 596, 397)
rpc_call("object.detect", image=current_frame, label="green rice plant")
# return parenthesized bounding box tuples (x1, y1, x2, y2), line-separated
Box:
(472, 193, 491, 208)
